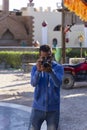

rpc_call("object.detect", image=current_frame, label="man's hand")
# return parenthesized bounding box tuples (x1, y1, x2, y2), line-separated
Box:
(36, 59, 42, 71)
(36, 58, 52, 72)
(43, 66, 52, 73)
(36, 58, 45, 72)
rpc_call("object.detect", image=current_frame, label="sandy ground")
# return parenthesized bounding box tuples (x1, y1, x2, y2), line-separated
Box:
(0, 70, 34, 107)
(0, 70, 87, 130)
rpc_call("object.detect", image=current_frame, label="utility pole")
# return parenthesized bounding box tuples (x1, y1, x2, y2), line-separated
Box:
(57, 0, 84, 63)
(61, 1, 66, 63)
(57, 0, 66, 64)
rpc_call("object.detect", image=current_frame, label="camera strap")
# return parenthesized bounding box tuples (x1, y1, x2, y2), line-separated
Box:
(48, 75, 50, 87)
(42, 71, 44, 77)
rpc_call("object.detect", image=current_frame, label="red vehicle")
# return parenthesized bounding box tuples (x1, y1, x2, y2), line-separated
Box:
(62, 57, 87, 89)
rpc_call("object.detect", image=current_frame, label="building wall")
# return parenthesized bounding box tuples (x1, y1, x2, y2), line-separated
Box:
(0, 11, 34, 46)
(21, 6, 62, 47)
(66, 24, 84, 47)
(21, 4, 85, 48)
(0, 1, 85, 47)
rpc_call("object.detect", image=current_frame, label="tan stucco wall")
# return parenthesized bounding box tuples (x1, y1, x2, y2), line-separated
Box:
(21, 5, 85, 48)
(66, 24, 84, 47)
(21, 6, 62, 47)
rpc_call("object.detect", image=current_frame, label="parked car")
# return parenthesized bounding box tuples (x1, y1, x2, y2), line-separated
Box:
(62, 57, 87, 89)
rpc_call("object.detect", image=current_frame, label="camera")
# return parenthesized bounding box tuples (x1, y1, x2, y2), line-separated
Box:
(41, 56, 52, 68)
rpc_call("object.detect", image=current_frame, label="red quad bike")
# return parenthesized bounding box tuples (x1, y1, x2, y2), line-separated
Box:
(62, 57, 87, 89)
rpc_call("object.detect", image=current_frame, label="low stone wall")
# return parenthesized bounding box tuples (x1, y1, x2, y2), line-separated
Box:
(69, 58, 85, 64)
(21, 63, 36, 72)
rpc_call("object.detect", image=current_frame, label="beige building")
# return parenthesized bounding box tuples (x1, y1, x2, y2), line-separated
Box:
(21, 4, 62, 47)
(0, 0, 34, 46)
(0, 0, 86, 47)
(21, 1, 87, 48)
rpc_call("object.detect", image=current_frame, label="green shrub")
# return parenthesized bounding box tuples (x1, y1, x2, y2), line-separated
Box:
(0, 48, 86, 69)
(66, 48, 87, 58)
(0, 51, 39, 69)
(84, 51, 87, 57)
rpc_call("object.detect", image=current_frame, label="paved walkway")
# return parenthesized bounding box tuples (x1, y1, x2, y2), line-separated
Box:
(0, 70, 46, 130)
(0, 102, 46, 130)
(0, 70, 87, 130)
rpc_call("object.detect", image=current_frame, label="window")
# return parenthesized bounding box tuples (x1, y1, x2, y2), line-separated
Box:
(54, 25, 61, 31)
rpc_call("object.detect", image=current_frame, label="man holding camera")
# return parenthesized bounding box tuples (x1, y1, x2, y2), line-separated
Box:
(29, 44, 64, 130)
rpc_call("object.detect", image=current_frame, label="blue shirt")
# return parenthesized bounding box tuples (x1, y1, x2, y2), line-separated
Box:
(31, 61, 64, 112)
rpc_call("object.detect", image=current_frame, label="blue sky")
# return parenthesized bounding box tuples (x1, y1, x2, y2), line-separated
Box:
(0, 0, 62, 11)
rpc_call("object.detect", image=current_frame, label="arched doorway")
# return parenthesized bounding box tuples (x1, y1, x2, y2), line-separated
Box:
(52, 38, 58, 48)
(2, 29, 14, 40)
(0, 29, 18, 46)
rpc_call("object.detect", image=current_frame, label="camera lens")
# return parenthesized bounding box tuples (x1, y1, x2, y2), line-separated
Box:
(43, 62, 51, 68)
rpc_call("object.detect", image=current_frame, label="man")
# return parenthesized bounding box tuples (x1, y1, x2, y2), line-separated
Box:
(29, 44, 64, 130)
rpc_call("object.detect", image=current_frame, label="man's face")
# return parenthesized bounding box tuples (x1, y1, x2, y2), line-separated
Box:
(40, 51, 52, 59)
(38, 51, 52, 70)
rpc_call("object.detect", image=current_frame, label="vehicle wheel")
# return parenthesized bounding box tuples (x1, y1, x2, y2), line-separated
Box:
(62, 73, 75, 89)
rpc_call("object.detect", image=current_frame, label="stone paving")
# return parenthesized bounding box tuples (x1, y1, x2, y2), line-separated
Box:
(0, 70, 46, 130)
(0, 104, 30, 130)
(0, 102, 46, 130)
(0, 70, 87, 130)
